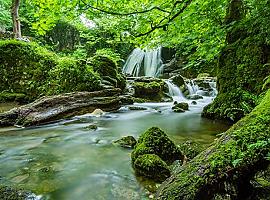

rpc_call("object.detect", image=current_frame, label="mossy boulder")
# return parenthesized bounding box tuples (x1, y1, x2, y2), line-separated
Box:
(133, 154, 171, 182)
(131, 127, 183, 165)
(113, 136, 137, 148)
(187, 94, 203, 100)
(90, 55, 126, 90)
(170, 75, 185, 88)
(131, 79, 169, 102)
(172, 102, 189, 111)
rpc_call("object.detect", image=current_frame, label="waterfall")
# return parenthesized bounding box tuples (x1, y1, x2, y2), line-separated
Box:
(185, 80, 199, 95)
(165, 80, 186, 102)
(123, 47, 163, 77)
(209, 81, 218, 97)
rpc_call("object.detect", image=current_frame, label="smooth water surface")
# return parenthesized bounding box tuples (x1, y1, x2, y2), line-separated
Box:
(0, 97, 230, 200)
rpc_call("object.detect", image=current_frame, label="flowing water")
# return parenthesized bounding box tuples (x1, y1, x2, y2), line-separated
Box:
(123, 47, 163, 77)
(0, 97, 230, 200)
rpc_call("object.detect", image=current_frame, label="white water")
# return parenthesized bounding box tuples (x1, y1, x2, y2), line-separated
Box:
(185, 80, 199, 95)
(123, 47, 163, 77)
(164, 80, 186, 102)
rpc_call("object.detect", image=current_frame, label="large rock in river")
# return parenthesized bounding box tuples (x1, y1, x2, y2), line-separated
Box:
(0, 89, 122, 127)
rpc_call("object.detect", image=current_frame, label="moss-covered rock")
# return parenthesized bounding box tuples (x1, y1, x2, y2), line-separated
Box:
(131, 79, 170, 102)
(202, 29, 270, 122)
(133, 154, 171, 182)
(113, 136, 137, 148)
(0, 40, 102, 102)
(172, 102, 189, 111)
(156, 89, 270, 200)
(131, 127, 183, 165)
(90, 55, 126, 90)
(170, 75, 185, 88)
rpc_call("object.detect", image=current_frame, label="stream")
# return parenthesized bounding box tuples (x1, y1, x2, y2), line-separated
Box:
(0, 94, 230, 200)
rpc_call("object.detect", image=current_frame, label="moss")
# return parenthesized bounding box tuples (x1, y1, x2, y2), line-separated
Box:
(0, 40, 103, 101)
(203, 34, 270, 122)
(89, 55, 126, 89)
(172, 102, 189, 111)
(0, 92, 28, 103)
(132, 81, 166, 102)
(131, 127, 183, 165)
(156, 89, 270, 200)
(0, 40, 57, 99)
(134, 154, 171, 182)
(178, 140, 205, 160)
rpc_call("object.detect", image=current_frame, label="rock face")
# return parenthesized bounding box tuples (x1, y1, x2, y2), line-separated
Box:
(113, 136, 137, 148)
(131, 127, 183, 181)
(0, 89, 122, 127)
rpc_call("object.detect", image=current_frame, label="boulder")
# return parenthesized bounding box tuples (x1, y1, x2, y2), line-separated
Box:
(0, 89, 122, 127)
(131, 127, 183, 165)
(187, 94, 203, 100)
(170, 75, 185, 88)
(133, 154, 171, 182)
(172, 102, 189, 111)
(113, 136, 137, 148)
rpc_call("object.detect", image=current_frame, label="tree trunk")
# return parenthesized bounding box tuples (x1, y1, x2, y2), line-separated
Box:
(11, 0, 21, 38)
(156, 89, 270, 199)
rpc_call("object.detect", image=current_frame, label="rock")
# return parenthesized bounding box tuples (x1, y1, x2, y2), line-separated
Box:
(172, 102, 189, 111)
(128, 106, 147, 111)
(170, 75, 185, 88)
(0, 185, 36, 200)
(90, 55, 126, 89)
(191, 101, 197, 105)
(133, 154, 171, 182)
(173, 108, 185, 113)
(0, 89, 122, 127)
(113, 136, 137, 148)
(91, 109, 105, 117)
(187, 94, 203, 100)
(119, 95, 134, 105)
(85, 124, 98, 130)
(131, 127, 183, 165)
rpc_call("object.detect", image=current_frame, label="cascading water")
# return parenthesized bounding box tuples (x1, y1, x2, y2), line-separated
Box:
(185, 80, 199, 95)
(123, 47, 163, 77)
(164, 80, 186, 102)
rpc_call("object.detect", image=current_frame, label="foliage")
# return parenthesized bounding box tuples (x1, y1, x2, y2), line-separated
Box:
(0, 0, 12, 31)
(47, 57, 101, 95)
(0, 40, 101, 101)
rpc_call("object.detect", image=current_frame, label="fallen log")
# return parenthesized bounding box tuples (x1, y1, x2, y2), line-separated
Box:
(156, 89, 270, 200)
(0, 89, 122, 127)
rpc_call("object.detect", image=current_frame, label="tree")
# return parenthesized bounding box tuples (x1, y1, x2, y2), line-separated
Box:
(11, 0, 21, 38)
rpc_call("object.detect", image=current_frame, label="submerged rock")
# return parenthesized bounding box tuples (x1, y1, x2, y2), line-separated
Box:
(128, 106, 147, 111)
(187, 94, 203, 100)
(133, 154, 171, 182)
(85, 124, 98, 131)
(113, 136, 137, 148)
(0, 89, 122, 127)
(0, 185, 37, 200)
